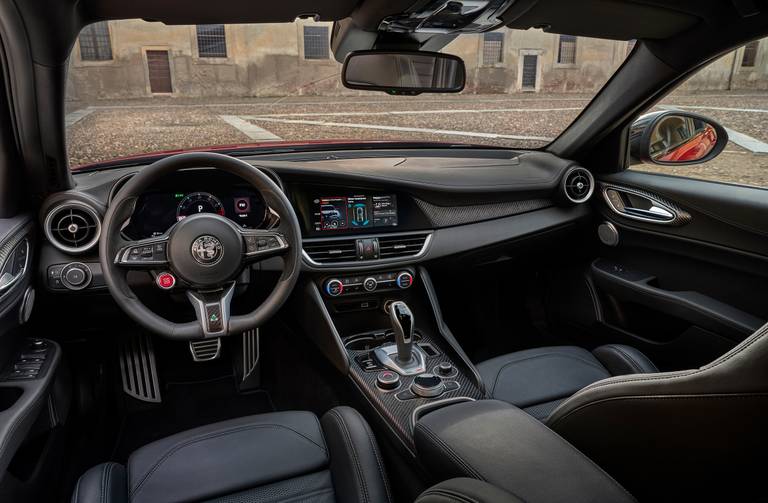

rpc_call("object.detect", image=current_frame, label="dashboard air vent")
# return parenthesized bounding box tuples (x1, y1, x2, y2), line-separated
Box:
(44, 201, 102, 254)
(378, 234, 429, 259)
(303, 238, 358, 264)
(562, 166, 595, 204)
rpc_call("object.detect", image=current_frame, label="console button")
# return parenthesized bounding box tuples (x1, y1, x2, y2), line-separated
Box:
(376, 370, 400, 390)
(363, 277, 378, 292)
(325, 279, 344, 297)
(436, 362, 455, 377)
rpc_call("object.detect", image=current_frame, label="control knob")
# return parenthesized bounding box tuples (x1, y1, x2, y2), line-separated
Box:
(325, 278, 344, 297)
(396, 271, 414, 289)
(376, 370, 400, 390)
(363, 277, 378, 292)
(60, 263, 92, 290)
(411, 373, 445, 398)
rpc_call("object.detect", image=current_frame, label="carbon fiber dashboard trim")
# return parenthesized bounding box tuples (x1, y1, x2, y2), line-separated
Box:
(414, 198, 553, 227)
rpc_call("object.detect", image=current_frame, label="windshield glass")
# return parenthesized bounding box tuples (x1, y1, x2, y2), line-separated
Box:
(66, 20, 630, 168)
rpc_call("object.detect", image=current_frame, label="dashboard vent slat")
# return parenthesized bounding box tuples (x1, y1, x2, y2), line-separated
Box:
(377, 234, 429, 259)
(303, 238, 358, 264)
(44, 201, 102, 254)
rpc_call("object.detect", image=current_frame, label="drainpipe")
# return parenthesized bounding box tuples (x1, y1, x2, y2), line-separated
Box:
(728, 48, 739, 90)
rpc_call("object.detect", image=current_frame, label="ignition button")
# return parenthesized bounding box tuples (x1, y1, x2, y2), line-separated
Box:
(156, 272, 176, 290)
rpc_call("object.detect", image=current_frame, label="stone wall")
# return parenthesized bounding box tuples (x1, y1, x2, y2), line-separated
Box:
(66, 20, 765, 101)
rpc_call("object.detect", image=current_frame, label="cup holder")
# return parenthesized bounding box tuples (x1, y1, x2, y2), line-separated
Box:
(0, 387, 24, 413)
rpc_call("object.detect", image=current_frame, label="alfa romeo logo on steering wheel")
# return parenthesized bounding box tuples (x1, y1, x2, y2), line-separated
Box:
(191, 235, 223, 266)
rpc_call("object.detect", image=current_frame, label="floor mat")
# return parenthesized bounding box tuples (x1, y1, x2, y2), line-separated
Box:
(112, 376, 274, 461)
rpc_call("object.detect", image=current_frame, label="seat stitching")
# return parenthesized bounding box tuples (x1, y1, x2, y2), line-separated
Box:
(489, 352, 609, 398)
(101, 463, 114, 503)
(361, 414, 393, 503)
(551, 393, 768, 429)
(613, 345, 654, 373)
(419, 488, 479, 503)
(415, 424, 485, 480)
(329, 409, 368, 502)
(603, 345, 643, 373)
(570, 323, 768, 398)
(130, 423, 326, 498)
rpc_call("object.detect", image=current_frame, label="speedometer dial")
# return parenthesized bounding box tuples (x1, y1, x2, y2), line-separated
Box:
(176, 192, 225, 221)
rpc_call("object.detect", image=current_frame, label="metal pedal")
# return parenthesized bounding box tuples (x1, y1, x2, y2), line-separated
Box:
(189, 338, 222, 362)
(119, 334, 161, 403)
(242, 329, 260, 381)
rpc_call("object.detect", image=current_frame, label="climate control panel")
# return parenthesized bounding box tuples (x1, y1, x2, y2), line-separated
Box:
(324, 270, 414, 297)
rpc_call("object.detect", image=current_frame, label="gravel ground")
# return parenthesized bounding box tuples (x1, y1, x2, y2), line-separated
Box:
(67, 92, 767, 188)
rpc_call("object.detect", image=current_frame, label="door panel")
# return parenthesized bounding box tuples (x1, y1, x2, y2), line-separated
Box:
(589, 170, 768, 368)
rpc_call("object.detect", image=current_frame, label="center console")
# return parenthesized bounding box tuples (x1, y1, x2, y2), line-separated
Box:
(297, 266, 485, 453)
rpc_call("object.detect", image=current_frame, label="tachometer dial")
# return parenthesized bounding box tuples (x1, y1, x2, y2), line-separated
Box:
(176, 192, 225, 221)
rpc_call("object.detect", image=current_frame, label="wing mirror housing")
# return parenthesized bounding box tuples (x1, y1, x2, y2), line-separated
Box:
(629, 110, 728, 166)
(341, 50, 465, 95)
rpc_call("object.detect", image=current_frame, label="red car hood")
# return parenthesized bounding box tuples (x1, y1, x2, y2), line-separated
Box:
(71, 139, 469, 171)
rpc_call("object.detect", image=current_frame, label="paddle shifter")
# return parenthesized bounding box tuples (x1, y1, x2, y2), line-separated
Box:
(388, 301, 414, 364)
(374, 301, 426, 376)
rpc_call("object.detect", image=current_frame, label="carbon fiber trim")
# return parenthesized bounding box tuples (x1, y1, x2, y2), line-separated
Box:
(347, 331, 484, 452)
(414, 198, 553, 227)
(600, 182, 692, 226)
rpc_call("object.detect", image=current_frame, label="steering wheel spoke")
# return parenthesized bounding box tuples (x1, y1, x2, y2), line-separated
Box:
(240, 228, 290, 262)
(114, 235, 170, 268)
(186, 282, 235, 337)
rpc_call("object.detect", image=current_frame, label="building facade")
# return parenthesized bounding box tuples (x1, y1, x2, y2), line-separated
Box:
(66, 20, 767, 101)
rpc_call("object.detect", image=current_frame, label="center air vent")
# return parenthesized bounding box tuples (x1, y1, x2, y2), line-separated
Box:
(378, 234, 429, 259)
(303, 233, 431, 265)
(303, 238, 358, 264)
(562, 166, 595, 204)
(44, 201, 102, 254)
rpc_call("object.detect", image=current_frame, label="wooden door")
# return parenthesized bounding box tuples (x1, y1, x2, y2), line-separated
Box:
(146, 50, 172, 93)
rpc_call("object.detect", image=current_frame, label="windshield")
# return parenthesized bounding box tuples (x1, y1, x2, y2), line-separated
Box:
(66, 20, 631, 168)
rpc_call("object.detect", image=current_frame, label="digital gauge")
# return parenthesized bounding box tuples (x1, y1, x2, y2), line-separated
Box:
(176, 192, 225, 221)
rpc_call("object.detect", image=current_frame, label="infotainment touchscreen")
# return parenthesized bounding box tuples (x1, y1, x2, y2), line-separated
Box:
(312, 194, 398, 232)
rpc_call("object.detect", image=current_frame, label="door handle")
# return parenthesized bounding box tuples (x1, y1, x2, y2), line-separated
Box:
(601, 183, 691, 226)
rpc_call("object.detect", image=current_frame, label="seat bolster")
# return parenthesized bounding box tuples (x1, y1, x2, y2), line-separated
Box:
(592, 344, 658, 375)
(127, 411, 329, 503)
(415, 478, 525, 503)
(71, 462, 128, 503)
(320, 406, 392, 503)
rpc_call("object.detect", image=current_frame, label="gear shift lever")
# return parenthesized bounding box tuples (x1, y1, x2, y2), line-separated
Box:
(388, 301, 414, 364)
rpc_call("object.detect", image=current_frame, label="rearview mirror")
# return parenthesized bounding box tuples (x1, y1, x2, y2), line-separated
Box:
(629, 110, 728, 165)
(342, 51, 465, 95)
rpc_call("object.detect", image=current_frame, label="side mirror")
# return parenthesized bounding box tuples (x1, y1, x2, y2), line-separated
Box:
(629, 110, 728, 166)
(342, 50, 465, 95)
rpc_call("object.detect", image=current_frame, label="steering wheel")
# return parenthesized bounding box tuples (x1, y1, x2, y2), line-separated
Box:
(99, 152, 302, 340)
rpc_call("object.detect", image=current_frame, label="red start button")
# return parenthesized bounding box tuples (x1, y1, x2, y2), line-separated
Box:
(156, 272, 176, 290)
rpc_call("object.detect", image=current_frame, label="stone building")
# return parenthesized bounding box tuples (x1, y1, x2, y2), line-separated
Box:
(66, 20, 767, 101)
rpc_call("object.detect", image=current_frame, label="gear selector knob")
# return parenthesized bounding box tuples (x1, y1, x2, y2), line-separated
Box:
(388, 301, 414, 364)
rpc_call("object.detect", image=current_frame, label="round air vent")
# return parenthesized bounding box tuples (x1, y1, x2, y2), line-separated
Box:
(44, 201, 102, 254)
(561, 166, 595, 204)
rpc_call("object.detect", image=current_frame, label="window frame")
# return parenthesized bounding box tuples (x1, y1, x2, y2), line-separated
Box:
(481, 32, 505, 67)
(556, 34, 577, 67)
(77, 21, 114, 64)
(195, 24, 228, 59)
(302, 25, 330, 61)
(741, 40, 759, 67)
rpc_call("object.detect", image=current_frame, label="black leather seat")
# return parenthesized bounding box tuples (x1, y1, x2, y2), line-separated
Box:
(477, 344, 657, 419)
(72, 407, 392, 503)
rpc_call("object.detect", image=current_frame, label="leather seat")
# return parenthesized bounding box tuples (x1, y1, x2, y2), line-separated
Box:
(72, 407, 392, 503)
(477, 344, 657, 419)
